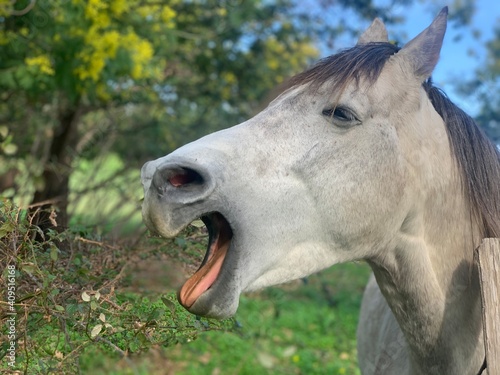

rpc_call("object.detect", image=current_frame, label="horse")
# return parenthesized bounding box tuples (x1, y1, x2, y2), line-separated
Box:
(141, 7, 500, 374)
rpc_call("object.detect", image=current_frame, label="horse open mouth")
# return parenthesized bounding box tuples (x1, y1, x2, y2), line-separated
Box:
(178, 212, 233, 309)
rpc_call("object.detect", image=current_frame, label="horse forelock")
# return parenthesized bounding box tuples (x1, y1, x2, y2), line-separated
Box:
(286, 42, 400, 94)
(287, 42, 500, 238)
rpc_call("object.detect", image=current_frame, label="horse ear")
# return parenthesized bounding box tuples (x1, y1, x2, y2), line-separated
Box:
(357, 18, 388, 44)
(396, 7, 448, 80)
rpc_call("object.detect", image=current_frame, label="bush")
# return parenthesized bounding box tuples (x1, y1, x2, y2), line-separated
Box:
(0, 199, 236, 374)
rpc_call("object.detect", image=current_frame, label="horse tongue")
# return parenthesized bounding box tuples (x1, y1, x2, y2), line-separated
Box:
(178, 239, 230, 308)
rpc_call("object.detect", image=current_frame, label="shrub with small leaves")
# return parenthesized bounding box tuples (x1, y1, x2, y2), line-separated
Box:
(0, 199, 236, 374)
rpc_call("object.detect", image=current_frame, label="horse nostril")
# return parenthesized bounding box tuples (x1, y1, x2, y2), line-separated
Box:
(168, 168, 204, 187)
(151, 163, 214, 202)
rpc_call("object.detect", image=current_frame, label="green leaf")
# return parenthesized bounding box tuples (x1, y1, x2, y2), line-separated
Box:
(16, 68, 34, 90)
(22, 264, 36, 274)
(147, 307, 165, 321)
(175, 237, 187, 248)
(65, 304, 79, 317)
(190, 219, 204, 228)
(0, 71, 16, 89)
(128, 340, 140, 353)
(2, 143, 18, 155)
(81, 291, 91, 302)
(137, 332, 149, 345)
(161, 297, 176, 314)
(0, 221, 15, 239)
(50, 245, 59, 261)
(0, 126, 8, 138)
(90, 324, 102, 339)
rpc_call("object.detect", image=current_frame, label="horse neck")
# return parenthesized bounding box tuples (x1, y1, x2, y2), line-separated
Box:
(368, 123, 485, 373)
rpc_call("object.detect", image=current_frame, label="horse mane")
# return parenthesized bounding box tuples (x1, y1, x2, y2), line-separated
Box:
(287, 43, 500, 238)
(424, 82, 500, 238)
(287, 43, 400, 93)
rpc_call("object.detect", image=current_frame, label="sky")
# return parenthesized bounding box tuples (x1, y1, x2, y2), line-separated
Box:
(317, 0, 499, 116)
(392, 0, 499, 115)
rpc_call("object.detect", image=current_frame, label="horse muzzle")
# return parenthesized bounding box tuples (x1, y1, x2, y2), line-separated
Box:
(141, 154, 241, 318)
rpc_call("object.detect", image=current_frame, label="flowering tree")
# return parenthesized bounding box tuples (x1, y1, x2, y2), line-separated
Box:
(0, 0, 178, 227)
(0, 0, 321, 228)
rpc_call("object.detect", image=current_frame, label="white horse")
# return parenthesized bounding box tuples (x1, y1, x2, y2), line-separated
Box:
(141, 8, 500, 374)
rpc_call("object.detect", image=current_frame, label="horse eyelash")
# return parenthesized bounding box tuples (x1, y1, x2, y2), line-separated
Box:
(322, 106, 358, 122)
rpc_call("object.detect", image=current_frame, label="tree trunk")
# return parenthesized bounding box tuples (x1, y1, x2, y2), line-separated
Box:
(31, 104, 81, 230)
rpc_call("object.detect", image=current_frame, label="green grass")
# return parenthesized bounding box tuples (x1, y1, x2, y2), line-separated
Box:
(83, 262, 371, 375)
(165, 263, 370, 375)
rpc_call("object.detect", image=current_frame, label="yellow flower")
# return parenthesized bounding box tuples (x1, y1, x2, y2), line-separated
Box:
(74, 18, 156, 82)
(86, 55, 105, 81)
(137, 5, 160, 18)
(216, 8, 227, 17)
(25, 55, 55, 76)
(221, 72, 237, 84)
(0, 0, 13, 17)
(94, 13, 111, 28)
(110, 0, 129, 16)
(161, 6, 176, 27)
(100, 30, 121, 58)
(85, 0, 108, 20)
(122, 32, 154, 79)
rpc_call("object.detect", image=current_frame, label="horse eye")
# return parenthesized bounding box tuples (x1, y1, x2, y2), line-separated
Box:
(322, 107, 358, 123)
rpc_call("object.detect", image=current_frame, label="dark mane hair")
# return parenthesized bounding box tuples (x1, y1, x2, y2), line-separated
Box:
(287, 43, 400, 93)
(424, 82, 500, 238)
(288, 43, 500, 238)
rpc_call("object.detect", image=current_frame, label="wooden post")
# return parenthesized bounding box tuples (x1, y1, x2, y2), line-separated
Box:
(475, 238, 500, 375)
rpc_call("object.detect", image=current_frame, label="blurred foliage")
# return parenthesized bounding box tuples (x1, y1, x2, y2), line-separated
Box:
(1, 0, 175, 101)
(458, 23, 500, 143)
(0, 199, 237, 374)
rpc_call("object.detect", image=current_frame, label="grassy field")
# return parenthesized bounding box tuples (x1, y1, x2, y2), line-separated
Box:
(84, 261, 371, 375)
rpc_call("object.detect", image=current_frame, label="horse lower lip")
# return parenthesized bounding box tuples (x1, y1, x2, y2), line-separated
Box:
(178, 213, 233, 308)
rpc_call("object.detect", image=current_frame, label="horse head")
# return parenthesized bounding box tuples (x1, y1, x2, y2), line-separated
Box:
(141, 8, 452, 318)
